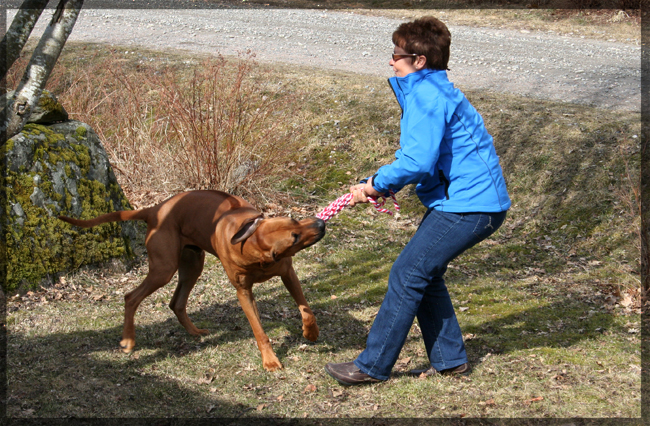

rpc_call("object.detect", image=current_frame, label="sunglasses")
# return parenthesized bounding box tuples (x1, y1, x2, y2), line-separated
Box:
(392, 53, 418, 61)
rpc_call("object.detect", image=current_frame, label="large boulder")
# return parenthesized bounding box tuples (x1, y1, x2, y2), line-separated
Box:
(4, 117, 143, 293)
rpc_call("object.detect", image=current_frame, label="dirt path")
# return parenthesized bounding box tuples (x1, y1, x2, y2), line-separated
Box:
(12, 8, 641, 112)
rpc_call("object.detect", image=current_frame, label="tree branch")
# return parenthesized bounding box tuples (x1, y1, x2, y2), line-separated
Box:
(0, 0, 51, 84)
(3, 0, 83, 142)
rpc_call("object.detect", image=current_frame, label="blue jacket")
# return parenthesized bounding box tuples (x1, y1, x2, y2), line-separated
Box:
(372, 68, 511, 213)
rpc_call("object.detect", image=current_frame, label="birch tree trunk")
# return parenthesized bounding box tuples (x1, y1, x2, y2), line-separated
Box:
(0, 0, 51, 83)
(3, 0, 83, 142)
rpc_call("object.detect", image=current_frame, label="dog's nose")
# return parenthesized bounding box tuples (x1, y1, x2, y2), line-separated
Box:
(311, 217, 327, 234)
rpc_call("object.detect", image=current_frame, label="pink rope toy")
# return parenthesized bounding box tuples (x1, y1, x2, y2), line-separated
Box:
(316, 190, 400, 222)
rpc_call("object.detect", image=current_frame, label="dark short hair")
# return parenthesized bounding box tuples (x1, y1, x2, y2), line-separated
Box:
(392, 16, 451, 70)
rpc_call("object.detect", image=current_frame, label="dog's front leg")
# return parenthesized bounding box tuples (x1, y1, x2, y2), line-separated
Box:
(281, 266, 319, 342)
(236, 287, 283, 371)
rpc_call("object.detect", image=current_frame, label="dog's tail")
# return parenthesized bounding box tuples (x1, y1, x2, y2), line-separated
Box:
(58, 209, 149, 228)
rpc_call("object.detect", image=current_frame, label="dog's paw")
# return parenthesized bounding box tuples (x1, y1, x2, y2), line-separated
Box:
(263, 359, 284, 371)
(190, 328, 210, 336)
(303, 324, 319, 342)
(119, 338, 135, 353)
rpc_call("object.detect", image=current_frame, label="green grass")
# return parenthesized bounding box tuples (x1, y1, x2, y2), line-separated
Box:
(6, 39, 641, 419)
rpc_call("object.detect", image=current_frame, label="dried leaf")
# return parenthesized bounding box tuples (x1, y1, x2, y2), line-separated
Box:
(620, 295, 633, 307)
(277, 395, 284, 402)
(395, 357, 411, 368)
(524, 396, 544, 405)
(331, 389, 344, 397)
(256, 404, 266, 411)
(304, 384, 317, 393)
(197, 376, 214, 384)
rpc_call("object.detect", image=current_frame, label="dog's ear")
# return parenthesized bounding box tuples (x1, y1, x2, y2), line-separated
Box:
(231, 216, 264, 244)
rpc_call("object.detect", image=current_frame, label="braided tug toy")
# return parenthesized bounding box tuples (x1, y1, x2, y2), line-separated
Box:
(316, 190, 400, 222)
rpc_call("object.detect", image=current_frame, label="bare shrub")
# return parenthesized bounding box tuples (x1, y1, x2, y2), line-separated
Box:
(153, 54, 304, 203)
(54, 54, 178, 206)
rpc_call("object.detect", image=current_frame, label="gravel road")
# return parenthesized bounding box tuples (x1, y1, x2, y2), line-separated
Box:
(11, 8, 641, 112)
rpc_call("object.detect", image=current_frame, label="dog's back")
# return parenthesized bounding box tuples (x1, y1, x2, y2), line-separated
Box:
(58, 190, 250, 230)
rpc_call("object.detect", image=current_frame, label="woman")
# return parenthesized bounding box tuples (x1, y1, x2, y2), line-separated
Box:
(324, 16, 511, 385)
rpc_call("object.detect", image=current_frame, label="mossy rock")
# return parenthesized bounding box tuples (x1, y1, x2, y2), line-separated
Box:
(3, 120, 144, 293)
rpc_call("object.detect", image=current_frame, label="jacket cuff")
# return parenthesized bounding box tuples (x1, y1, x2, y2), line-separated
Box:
(369, 173, 387, 193)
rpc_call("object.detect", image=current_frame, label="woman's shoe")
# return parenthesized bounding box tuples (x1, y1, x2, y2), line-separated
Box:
(324, 362, 382, 386)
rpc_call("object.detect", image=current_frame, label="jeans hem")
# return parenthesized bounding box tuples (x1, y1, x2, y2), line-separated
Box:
(430, 358, 469, 372)
(354, 359, 389, 381)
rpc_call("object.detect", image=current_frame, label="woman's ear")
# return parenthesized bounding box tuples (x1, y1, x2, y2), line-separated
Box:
(415, 55, 427, 70)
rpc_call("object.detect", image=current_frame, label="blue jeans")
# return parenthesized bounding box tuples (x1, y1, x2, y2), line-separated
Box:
(354, 209, 507, 380)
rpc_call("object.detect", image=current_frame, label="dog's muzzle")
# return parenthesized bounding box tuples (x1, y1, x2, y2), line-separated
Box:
(306, 217, 326, 246)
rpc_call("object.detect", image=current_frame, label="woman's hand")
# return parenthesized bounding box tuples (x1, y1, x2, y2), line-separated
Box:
(349, 178, 382, 207)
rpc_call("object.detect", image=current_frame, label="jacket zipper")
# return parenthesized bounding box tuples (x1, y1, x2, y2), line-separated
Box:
(387, 78, 404, 117)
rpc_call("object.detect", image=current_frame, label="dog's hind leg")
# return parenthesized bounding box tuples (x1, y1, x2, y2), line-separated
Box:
(235, 287, 283, 371)
(281, 265, 319, 342)
(120, 235, 179, 353)
(169, 245, 208, 336)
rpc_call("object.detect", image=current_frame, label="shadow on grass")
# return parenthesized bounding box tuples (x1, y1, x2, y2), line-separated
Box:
(7, 246, 620, 418)
(6, 290, 370, 418)
(304, 272, 617, 357)
(461, 298, 617, 358)
(276, 239, 620, 367)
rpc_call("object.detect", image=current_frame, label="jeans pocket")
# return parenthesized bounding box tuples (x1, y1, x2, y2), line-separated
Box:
(472, 212, 503, 241)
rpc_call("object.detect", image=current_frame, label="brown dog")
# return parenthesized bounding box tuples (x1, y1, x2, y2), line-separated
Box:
(59, 190, 326, 371)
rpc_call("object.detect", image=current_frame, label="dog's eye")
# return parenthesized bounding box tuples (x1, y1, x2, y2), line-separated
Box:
(292, 233, 300, 245)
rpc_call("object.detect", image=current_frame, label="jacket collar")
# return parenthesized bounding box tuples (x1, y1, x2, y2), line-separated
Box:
(388, 69, 450, 115)
(389, 68, 448, 96)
